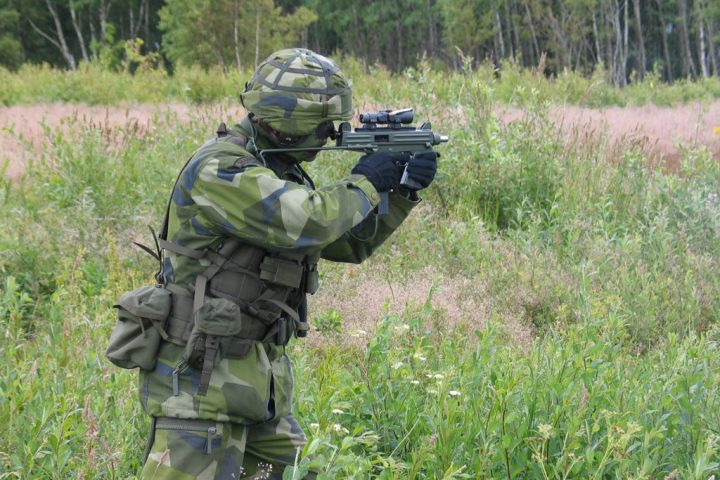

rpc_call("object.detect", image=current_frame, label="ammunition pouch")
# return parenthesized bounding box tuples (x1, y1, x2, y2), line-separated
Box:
(183, 297, 244, 368)
(106, 285, 172, 370)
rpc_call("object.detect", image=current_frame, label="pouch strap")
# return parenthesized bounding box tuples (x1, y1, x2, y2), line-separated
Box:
(255, 298, 300, 323)
(151, 320, 169, 341)
(197, 336, 220, 396)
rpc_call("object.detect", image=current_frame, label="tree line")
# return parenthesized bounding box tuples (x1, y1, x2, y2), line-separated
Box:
(1, 0, 718, 84)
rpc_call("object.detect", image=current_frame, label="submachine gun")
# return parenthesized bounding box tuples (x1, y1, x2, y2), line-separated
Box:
(259, 108, 449, 191)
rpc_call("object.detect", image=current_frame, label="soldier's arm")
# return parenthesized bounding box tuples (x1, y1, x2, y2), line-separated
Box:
(190, 159, 382, 252)
(319, 191, 420, 263)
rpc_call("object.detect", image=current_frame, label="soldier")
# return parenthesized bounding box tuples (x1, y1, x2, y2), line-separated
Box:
(138, 48, 437, 479)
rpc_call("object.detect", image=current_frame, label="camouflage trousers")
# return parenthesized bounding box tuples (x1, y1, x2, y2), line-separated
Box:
(140, 415, 315, 479)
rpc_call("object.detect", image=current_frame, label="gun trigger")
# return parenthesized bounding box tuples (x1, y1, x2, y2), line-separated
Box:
(400, 164, 410, 185)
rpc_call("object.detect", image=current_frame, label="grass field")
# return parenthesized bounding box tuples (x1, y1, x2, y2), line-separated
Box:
(1, 65, 719, 479)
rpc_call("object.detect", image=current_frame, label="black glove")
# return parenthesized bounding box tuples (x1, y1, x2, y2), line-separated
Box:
(351, 151, 409, 192)
(401, 151, 438, 190)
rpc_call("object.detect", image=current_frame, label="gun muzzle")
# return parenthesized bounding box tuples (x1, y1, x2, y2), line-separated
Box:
(434, 134, 449, 145)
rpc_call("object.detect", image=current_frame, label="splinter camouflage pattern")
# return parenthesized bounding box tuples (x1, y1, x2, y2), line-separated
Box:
(141, 415, 307, 479)
(139, 126, 419, 477)
(140, 117, 419, 423)
(139, 48, 420, 479)
(240, 48, 353, 135)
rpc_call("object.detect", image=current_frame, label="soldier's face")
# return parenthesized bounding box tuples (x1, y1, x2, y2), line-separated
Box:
(260, 120, 336, 163)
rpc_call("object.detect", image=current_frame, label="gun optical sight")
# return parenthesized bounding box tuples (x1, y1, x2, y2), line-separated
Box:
(359, 108, 414, 125)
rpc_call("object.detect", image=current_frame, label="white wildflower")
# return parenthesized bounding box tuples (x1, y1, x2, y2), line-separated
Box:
(309, 423, 319, 429)
(449, 390, 461, 397)
(331, 408, 344, 415)
(410, 380, 420, 385)
(433, 373, 444, 380)
(392, 361, 404, 370)
(333, 423, 343, 432)
(538, 423, 554, 439)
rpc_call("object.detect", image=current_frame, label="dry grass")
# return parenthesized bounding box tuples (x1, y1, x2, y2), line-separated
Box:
(2, 101, 719, 181)
(0, 103, 245, 180)
(307, 262, 534, 352)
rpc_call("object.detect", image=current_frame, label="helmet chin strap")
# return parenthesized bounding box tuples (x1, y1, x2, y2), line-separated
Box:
(244, 114, 266, 167)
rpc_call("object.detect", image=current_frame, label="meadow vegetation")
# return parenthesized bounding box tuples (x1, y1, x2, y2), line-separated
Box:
(2, 59, 720, 108)
(1, 65, 719, 478)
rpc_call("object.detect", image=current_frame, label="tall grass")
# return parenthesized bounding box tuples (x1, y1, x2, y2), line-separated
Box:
(2, 60, 720, 107)
(0, 70, 719, 478)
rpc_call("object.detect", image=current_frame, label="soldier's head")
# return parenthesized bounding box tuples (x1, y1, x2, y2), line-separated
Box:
(240, 48, 353, 163)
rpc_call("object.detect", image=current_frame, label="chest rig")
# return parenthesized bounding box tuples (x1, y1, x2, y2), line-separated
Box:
(153, 124, 319, 395)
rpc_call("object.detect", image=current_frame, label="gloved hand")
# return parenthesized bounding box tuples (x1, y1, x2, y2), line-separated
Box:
(401, 151, 438, 190)
(351, 151, 409, 192)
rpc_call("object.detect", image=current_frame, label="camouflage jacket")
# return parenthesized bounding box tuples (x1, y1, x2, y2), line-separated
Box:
(139, 118, 420, 424)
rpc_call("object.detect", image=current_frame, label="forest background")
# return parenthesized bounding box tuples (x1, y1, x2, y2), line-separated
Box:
(1, 0, 720, 84)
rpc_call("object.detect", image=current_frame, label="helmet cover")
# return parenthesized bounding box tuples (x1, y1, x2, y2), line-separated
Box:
(240, 48, 353, 136)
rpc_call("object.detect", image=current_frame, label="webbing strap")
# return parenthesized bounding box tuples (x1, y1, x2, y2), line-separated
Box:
(193, 274, 208, 314)
(159, 239, 207, 259)
(198, 336, 219, 396)
(255, 298, 300, 323)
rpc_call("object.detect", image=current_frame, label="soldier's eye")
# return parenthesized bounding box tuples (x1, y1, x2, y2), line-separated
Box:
(276, 132, 309, 147)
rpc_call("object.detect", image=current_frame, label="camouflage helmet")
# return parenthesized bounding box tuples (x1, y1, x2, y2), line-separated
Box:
(240, 48, 353, 136)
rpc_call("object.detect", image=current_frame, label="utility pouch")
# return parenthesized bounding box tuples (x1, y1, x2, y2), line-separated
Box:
(183, 298, 244, 389)
(106, 285, 172, 370)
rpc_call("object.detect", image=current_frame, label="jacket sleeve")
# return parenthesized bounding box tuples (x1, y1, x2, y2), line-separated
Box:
(319, 191, 420, 263)
(188, 158, 382, 253)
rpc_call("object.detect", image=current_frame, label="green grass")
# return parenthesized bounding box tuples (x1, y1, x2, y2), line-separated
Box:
(2, 60, 720, 107)
(0, 72, 719, 478)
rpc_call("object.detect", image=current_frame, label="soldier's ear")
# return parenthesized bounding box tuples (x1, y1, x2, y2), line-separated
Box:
(249, 113, 259, 124)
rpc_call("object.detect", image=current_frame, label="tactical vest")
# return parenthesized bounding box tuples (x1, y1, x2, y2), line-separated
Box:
(152, 125, 319, 395)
